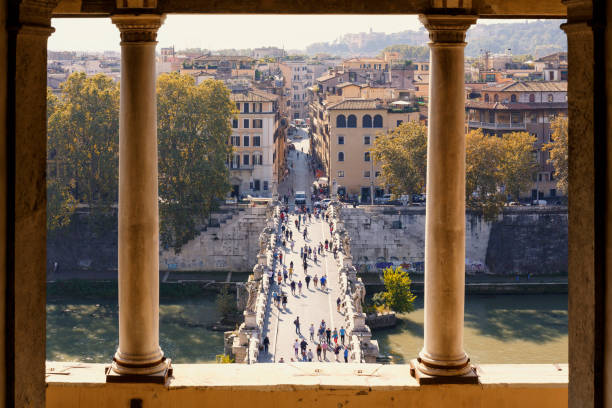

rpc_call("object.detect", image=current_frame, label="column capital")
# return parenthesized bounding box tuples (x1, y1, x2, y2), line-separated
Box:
(111, 14, 165, 43)
(418, 14, 477, 44)
(14, 0, 57, 36)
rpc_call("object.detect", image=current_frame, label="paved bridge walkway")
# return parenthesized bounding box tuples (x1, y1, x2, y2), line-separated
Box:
(258, 133, 355, 363)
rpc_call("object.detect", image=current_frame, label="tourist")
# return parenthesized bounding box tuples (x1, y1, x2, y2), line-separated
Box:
(340, 326, 346, 345)
(289, 230, 293, 240)
(334, 344, 341, 362)
(290, 280, 296, 295)
(279, 357, 285, 363)
(291, 240, 295, 251)
(283, 269, 288, 283)
(279, 252, 283, 264)
(303, 228, 307, 240)
(305, 274, 311, 289)
(321, 319, 326, 331)
(309, 323, 315, 341)
(282, 293, 288, 310)
(307, 348, 314, 362)
(293, 339, 299, 357)
(308, 246, 312, 258)
(343, 346, 349, 363)
(298, 280, 303, 295)
(313, 274, 318, 288)
(300, 247, 303, 258)
(263, 336, 270, 354)
(322, 342, 328, 360)
(332, 328, 338, 345)
(316, 344, 322, 361)
(313, 252, 317, 263)
(320, 275, 326, 291)
(326, 327, 332, 344)
(300, 339, 307, 354)
(288, 265, 293, 280)
(325, 240, 328, 250)
(268, 268, 274, 286)
(277, 272, 282, 286)
(336, 297, 341, 312)
(318, 325, 325, 342)
(294, 316, 301, 334)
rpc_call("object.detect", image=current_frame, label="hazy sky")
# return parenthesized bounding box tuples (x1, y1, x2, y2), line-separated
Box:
(49, 15, 520, 52)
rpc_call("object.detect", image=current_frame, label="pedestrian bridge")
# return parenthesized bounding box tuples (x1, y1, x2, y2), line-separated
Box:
(227, 201, 379, 364)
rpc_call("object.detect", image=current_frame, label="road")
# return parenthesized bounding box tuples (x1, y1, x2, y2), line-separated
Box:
(259, 128, 354, 363)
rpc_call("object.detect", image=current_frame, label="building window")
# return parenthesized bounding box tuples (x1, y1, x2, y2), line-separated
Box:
(254, 179, 260, 191)
(232, 154, 240, 169)
(397, 120, 403, 126)
(243, 154, 250, 166)
(484, 94, 490, 102)
(364, 136, 371, 145)
(336, 115, 346, 128)
(373, 114, 383, 128)
(253, 136, 261, 146)
(232, 119, 238, 128)
(494, 94, 499, 102)
(231, 135, 240, 146)
(550, 188, 556, 197)
(548, 94, 554, 103)
(338, 152, 345, 162)
(253, 119, 263, 128)
(337, 136, 344, 145)
(362, 114, 372, 128)
(263, 181, 269, 191)
(243, 119, 250, 128)
(510, 94, 517, 102)
(364, 152, 370, 162)
(375, 171, 380, 177)
(529, 93, 535, 103)
(236, 102, 240, 111)
(243, 103, 249, 113)
(258, 103, 263, 112)
(347, 114, 357, 128)
(364, 170, 370, 178)
(243, 135, 249, 146)
(338, 171, 344, 177)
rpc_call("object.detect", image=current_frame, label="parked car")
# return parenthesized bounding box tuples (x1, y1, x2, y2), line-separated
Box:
(532, 199, 547, 206)
(314, 198, 332, 209)
(375, 194, 393, 204)
(295, 191, 307, 205)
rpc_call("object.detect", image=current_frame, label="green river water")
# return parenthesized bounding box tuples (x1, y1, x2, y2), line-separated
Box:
(47, 293, 567, 364)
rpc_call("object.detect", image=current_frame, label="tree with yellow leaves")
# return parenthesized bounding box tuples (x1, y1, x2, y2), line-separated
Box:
(544, 116, 568, 195)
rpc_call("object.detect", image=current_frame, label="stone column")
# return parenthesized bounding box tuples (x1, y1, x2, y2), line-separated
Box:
(5, 1, 56, 404)
(108, 14, 170, 383)
(412, 15, 477, 382)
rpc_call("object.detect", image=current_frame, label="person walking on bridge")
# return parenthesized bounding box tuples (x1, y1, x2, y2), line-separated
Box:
(313, 274, 318, 288)
(294, 316, 301, 335)
(309, 323, 315, 341)
(305, 274, 311, 289)
(290, 280, 296, 295)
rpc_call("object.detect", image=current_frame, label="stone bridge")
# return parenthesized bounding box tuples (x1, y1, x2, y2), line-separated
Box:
(227, 201, 379, 364)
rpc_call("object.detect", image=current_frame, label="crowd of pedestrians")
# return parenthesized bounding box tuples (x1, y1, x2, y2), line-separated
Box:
(260, 193, 352, 363)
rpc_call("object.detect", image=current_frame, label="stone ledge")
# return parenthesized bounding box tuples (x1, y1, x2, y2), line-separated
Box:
(46, 362, 568, 389)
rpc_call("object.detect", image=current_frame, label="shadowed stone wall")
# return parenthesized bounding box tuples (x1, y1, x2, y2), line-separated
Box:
(341, 206, 567, 275)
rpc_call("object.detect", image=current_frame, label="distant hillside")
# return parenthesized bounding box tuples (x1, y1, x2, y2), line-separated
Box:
(305, 20, 566, 59)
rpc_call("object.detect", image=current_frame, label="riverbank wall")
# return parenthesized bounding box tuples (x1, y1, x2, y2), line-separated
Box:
(341, 206, 567, 276)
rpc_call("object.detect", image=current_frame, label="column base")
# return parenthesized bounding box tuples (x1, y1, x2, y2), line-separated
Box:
(410, 359, 478, 385)
(106, 358, 172, 384)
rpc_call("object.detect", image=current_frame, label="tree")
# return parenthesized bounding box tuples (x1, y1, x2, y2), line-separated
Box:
(47, 72, 119, 226)
(375, 266, 417, 313)
(544, 116, 568, 194)
(499, 131, 538, 202)
(465, 129, 506, 217)
(371, 121, 427, 201)
(157, 73, 235, 251)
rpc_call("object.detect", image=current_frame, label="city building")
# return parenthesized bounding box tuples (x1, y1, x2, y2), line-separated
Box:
(534, 52, 568, 81)
(310, 97, 419, 202)
(229, 90, 285, 197)
(279, 60, 316, 120)
(466, 81, 568, 200)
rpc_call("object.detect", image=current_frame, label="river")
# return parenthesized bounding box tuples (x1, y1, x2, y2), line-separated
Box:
(46, 293, 567, 364)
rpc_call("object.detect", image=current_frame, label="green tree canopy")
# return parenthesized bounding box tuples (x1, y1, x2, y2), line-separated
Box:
(371, 121, 427, 201)
(544, 116, 568, 195)
(47, 72, 119, 229)
(374, 266, 417, 313)
(157, 73, 235, 251)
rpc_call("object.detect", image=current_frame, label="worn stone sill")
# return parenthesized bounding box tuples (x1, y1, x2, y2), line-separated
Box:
(46, 362, 568, 390)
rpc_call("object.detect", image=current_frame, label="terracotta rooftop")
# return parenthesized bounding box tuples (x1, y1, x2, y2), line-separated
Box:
(482, 81, 567, 92)
(326, 99, 381, 110)
(230, 90, 278, 102)
(466, 101, 569, 110)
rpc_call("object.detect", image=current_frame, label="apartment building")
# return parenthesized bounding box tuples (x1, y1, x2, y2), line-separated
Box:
(279, 61, 314, 120)
(466, 81, 568, 200)
(310, 97, 419, 202)
(229, 90, 285, 197)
